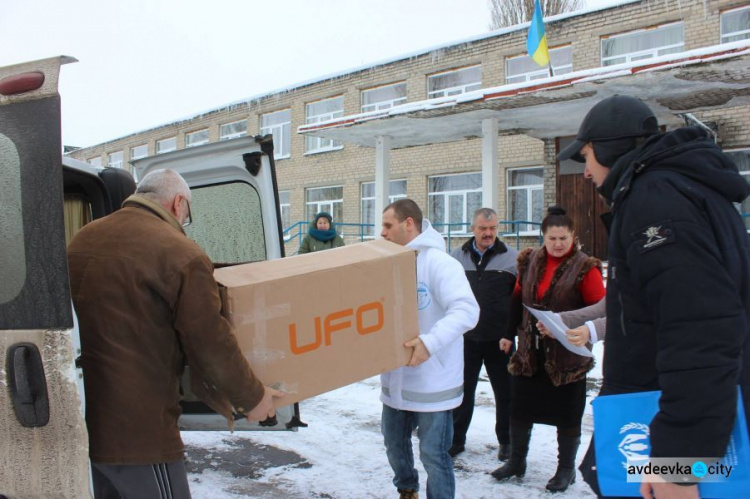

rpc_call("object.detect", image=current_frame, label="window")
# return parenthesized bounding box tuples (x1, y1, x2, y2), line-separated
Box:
(186, 182, 266, 264)
(306, 186, 343, 224)
(721, 5, 750, 43)
(428, 173, 482, 234)
(601, 23, 684, 66)
(88, 157, 102, 167)
(507, 167, 544, 234)
(279, 190, 291, 230)
(107, 151, 123, 169)
(130, 144, 148, 161)
(305, 97, 344, 153)
(361, 82, 407, 113)
(506, 46, 573, 84)
(725, 149, 750, 232)
(261, 110, 291, 159)
(427, 65, 482, 99)
(220, 120, 247, 141)
(156, 137, 177, 154)
(361, 180, 407, 237)
(185, 129, 209, 148)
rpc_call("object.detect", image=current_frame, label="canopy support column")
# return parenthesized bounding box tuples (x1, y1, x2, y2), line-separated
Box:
(481, 118, 499, 212)
(374, 135, 392, 236)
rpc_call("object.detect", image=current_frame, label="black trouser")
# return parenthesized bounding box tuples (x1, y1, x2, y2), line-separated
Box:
(452, 339, 512, 445)
(92, 460, 191, 499)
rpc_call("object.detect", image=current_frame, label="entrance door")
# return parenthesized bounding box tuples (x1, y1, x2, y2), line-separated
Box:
(557, 138, 610, 260)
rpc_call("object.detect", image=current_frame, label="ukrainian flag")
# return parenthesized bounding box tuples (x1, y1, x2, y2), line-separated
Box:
(527, 0, 550, 67)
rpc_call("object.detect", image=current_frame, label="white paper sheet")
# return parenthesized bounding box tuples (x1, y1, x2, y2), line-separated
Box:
(523, 305, 594, 358)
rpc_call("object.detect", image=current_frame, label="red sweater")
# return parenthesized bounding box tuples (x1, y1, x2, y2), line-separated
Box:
(513, 248, 605, 305)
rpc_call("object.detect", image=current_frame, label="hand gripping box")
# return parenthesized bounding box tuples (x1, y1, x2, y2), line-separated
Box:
(213, 239, 419, 408)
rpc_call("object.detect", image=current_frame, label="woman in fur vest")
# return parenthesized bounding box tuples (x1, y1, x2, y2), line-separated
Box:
(492, 205, 605, 492)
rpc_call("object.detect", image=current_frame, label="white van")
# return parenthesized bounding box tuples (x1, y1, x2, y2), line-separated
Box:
(0, 56, 300, 499)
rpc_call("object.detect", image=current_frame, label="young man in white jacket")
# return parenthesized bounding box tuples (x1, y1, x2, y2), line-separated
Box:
(380, 199, 480, 499)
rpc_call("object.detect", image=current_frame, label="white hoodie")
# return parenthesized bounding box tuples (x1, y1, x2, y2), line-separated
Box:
(380, 220, 480, 412)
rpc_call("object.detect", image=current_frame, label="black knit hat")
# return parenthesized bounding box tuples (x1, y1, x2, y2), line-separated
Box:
(557, 95, 659, 163)
(314, 212, 333, 224)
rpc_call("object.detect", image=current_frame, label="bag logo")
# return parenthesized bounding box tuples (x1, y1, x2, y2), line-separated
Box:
(618, 422, 651, 469)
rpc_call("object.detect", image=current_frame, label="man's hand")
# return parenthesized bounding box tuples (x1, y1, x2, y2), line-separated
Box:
(246, 386, 285, 423)
(640, 477, 699, 499)
(499, 338, 513, 354)
(404, 337, 430, 367)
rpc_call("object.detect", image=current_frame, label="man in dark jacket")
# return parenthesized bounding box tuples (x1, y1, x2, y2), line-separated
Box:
(68, 169, 283, 498)
(558, 95, 750, 499)
(449, 208, 518, 460)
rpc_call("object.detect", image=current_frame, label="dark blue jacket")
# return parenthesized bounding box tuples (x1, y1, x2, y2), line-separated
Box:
(451, 238, 517, 342)
(599, 126, 750, 459)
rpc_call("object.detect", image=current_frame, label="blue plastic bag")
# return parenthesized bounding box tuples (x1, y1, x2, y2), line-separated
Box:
(592, 387, 750, 498)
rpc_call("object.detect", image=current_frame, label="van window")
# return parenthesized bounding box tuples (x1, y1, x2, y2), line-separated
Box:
(64, 195, 93, 246)
(0, 132, 25, 305)
(186, 182, 266, 264)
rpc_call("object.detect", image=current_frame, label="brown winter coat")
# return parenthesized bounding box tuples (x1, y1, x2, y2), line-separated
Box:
(508, 246, 602, 386)
(68, 195, 265, 465)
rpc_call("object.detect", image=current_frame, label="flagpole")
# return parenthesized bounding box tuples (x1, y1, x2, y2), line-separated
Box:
(548, 64, 554, 78)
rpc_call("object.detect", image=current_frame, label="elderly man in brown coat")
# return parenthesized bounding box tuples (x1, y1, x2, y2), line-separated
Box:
(68, 169, 282, 498)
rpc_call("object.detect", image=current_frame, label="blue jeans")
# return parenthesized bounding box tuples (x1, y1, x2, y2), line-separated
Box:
(381, 405, 455, 499)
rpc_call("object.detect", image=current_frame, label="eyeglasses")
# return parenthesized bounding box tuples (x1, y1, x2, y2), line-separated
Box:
(182, 198, 193, 228)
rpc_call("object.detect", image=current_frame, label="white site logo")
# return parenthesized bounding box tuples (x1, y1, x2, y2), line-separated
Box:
(618, 422, 650, 469)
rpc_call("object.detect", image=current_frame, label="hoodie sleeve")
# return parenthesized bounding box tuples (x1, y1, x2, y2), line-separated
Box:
(419, 250, 480, 355)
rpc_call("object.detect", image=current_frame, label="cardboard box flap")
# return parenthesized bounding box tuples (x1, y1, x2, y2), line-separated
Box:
(214, 239, 413, 287)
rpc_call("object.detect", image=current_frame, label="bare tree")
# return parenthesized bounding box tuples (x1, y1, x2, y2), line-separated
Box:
(489, 0, 585, 30)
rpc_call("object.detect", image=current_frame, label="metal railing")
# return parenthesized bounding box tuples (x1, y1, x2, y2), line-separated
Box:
(282, 220, 543, 254)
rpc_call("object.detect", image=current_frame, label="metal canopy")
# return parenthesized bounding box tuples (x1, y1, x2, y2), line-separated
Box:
(298, 43, 750, 149)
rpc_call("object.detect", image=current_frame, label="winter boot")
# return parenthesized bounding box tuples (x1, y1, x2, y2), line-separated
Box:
(490, 425, 531, 481)
(398, 490, 418, 499)
(545, 433, 581, 492)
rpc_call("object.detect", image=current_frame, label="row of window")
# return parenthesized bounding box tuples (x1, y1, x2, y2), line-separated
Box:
(279, 169, 544, 238)
(281, 146, 750, 237)
(90, 6, 749, 168)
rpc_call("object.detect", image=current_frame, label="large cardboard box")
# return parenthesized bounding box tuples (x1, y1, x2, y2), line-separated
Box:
(213, 239, 419, 408)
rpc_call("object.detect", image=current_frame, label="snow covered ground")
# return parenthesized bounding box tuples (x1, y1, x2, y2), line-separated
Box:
(182, 344, 605, 498)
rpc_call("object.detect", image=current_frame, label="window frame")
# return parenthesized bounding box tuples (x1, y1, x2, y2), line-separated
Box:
(427, 172, 483, 235)
(107, 151, 123, 169)
(506, 166, 544, 236)
(506, 45, 573, 84)
(260, 109, 292, 159)
(361, 82, 407, 113)
(130, 144, 148, 161)
(721, 5, 750, 43)
(305, 97, 344, 154)
(219, 120, 248, 141)
(278, 190, 291, 232)
(305, 185, 344, 225)
(156, 137, 177, 154)
(601, 22, 685, 67)
(427, 65, 482, 99)
(360, 179, 407, 238)
(88, 157, 102, 167)
(185, 129, 210, 148)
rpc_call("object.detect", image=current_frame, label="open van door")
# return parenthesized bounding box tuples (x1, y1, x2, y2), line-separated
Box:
(0, 56, 94, 498)
(131, 136, 303, 431)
